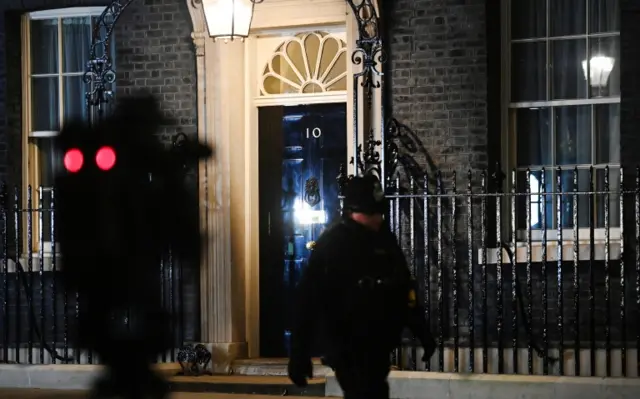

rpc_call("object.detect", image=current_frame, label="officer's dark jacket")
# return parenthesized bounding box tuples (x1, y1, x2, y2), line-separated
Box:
(290, 217, 430, 359)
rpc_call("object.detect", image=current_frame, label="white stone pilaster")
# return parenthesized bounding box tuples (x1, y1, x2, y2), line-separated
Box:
(186, 0, 247, 374)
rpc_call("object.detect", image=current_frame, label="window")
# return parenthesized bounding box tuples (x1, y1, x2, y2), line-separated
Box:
(507, 0, 620, 233)
(21, 7, 114, 251)
(260, 32, 347, 95)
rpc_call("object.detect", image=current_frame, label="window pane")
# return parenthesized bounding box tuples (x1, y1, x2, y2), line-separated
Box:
(557, 168, 591, 228)
(36, 138, 61, 243)
(64, 76, 88, 123)
(40, 189, 56, 244)
(550, 0, 586, 36)
(595, 167, 620, 228)
(510, 0, 546, 39)
(589, 0, 620, 33)
(31, 77, 60, 131)
(588, 36, 620, 97)
(511, 42, 546, 102)
(555, 105, 591, 165)
(551, 39, 587, 100)
(62, 17, 92, 73)
(37, 138, 61, 189)
(516, 169, 553, 229)
(595, 103, 620, 164)
(515, 108, 551, 167)
(30, 19, 59, 75)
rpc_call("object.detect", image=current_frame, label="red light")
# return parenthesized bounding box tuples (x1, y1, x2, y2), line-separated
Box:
(63, 148, 84, 173)
(95, 146, 116, 171)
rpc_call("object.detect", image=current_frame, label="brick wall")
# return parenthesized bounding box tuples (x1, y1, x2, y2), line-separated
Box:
(385, 0, 490, 178)
(0, 11, 9, 185)
(0, 0, 201, 349)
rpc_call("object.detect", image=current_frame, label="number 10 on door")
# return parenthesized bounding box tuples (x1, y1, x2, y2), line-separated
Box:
(306, 127, 322, 139)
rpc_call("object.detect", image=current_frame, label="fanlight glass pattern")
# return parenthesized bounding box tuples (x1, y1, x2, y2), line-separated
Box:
(261, 32, 347, 96)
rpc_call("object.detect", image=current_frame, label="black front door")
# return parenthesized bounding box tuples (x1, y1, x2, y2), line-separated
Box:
(258, 102, 347, 358)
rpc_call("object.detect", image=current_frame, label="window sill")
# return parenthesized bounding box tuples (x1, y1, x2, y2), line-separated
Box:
(479, 240, 622, 265)
(515, 228, 622, 242)
(2, 252, 62, 273)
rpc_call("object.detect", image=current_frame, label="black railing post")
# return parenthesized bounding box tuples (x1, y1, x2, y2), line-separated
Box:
(619, 168, 625, 377)
(26, 186, 33, 364)
(588, 166, 596, 376)
(38, 187, 45, 364)
(451, 172, 459, 373)
(422, 173, 431, 372)
(1, 183, 8, 363)
(466, 170, 474, 373)
(572, 168, 580, 376)
(525, 169, 533, 375)
(635, 167, 640, 378)
(541, 169, 549, 375)
(436, 171, 444, 372)
(493, 164, 504, 374)
(555, 168, 564, 376)
(510, 170, 518, 374)
(14, 187, 21, 364)
(409, 177, 417, 371)
(50, 188, 58, 365)
(480, 170, 488, 373)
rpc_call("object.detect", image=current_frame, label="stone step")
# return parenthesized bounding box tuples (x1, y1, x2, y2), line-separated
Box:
(167, 374, 327, 397)
(0, 388, 330, 398)
(0, 364, 328, 397)
(231, 358, 333, 377)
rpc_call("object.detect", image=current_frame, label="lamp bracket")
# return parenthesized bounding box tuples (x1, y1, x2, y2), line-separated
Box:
(84, 0, 134, 118)
(344, 0, 385, 106)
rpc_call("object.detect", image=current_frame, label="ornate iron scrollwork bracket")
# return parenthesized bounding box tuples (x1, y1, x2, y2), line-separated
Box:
(176, 343, 213, 376)
(84, 0, 135, 120)
(338, 0, 387, 193)
(344, 0, 385, 107)
(337, 130, 388, 195)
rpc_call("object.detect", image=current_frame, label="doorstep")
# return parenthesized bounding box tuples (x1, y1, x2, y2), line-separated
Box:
(167, 374, 326, 397)
(232, 358, 333, 377)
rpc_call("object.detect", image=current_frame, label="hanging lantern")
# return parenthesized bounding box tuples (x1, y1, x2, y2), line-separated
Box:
(202, 0, 261, 42)
(581, 55, 615, 88)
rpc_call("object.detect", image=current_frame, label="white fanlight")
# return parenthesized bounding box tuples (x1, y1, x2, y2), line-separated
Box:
(202, 0, 260, 42)
(581, 55, 615, 88)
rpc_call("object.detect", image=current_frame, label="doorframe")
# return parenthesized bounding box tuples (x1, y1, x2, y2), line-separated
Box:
(244, 26, 352, 358)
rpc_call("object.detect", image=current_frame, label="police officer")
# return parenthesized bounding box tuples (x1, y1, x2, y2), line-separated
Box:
(287, 174, 436, 399)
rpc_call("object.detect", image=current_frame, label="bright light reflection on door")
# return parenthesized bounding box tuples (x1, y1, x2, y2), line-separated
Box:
(293, 198, 327, 225)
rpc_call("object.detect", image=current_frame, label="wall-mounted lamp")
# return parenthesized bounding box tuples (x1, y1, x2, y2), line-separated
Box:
(202, 0, 263, 42)
(581, 55, 615, 88)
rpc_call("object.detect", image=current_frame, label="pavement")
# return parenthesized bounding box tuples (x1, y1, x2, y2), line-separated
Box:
(0, 390, 327, 399)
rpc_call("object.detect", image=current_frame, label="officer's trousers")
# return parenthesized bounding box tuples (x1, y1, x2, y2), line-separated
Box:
(330, 352, 391, 399)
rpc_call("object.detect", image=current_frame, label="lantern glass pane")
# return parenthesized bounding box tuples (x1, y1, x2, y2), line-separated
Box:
(203, 0, 254, 39)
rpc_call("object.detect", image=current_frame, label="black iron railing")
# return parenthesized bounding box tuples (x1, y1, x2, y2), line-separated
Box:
(2, 165, 639, 378)
(0, 185, 198, 365)
(381, 165, 638, 377)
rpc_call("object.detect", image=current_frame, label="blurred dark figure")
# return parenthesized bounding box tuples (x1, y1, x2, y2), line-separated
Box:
(287, 174, 436, 399)
(54, 94, 211, 399)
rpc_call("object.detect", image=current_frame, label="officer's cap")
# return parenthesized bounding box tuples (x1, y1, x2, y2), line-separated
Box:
(343, 175, 386, 215)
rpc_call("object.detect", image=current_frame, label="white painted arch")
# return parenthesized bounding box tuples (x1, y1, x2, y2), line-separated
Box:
(184, 0, 383, 365)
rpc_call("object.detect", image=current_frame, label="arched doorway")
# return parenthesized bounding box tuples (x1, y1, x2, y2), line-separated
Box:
(255, 30, 349, 357)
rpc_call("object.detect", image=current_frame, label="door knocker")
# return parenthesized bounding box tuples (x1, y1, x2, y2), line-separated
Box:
(304, 177, 321, 207)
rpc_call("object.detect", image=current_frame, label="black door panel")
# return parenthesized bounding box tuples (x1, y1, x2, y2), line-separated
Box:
(258, 103, 347, 358)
